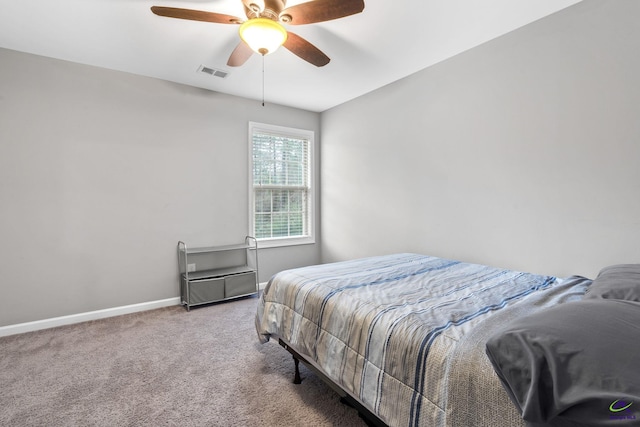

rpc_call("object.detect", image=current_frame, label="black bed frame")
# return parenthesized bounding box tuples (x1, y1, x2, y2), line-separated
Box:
(278, 338, 388, 427)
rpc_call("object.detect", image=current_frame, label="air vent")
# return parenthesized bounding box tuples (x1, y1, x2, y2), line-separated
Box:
(197, 65, 229, 78)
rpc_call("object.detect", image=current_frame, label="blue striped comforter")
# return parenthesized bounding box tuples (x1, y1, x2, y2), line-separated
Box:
(255, 253, 561, 427)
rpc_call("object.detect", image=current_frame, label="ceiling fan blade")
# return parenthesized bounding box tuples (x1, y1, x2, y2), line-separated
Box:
(227, 42, 254, 67)
(151, 6, 243, 24)
(280, 0, 364, 25)
(283, 32, 330, 67)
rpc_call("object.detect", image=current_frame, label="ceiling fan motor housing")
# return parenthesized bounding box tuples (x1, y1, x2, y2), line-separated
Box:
(249, 0, 287, 21)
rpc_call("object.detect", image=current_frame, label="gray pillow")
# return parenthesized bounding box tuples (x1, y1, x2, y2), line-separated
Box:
(485, 299, 640, 427)
(585, 264, 640, 302)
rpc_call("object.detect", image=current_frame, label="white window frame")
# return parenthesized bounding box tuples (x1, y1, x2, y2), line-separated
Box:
(248, 122, 315, 248)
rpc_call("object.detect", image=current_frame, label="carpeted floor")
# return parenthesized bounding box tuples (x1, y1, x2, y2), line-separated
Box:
(0, 296, 366, 426)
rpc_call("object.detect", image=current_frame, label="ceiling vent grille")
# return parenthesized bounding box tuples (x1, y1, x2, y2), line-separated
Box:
(197, 65, 229, 78)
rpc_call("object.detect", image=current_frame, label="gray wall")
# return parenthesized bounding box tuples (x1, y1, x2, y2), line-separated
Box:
(3, 0, 640, 327)
(321, 0, 640, 278)
(0, 48, 320, 326)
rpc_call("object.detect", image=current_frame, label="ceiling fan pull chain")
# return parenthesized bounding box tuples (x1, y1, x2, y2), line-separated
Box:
(262, 54, 265, 107)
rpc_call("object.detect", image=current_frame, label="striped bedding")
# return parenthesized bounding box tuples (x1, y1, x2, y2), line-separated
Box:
(255, 253, 591, 427)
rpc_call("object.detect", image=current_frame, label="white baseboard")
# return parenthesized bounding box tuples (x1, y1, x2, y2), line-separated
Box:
(0, 297, 181, 338)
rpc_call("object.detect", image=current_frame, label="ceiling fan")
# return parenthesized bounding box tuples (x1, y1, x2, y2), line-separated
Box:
(151, 0, 365, 67)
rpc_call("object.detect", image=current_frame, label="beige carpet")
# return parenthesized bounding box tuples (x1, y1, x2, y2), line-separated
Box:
(0, 296, 366, 426)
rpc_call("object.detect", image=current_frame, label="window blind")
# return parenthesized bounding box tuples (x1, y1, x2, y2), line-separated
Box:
(252, 132, 310, 240)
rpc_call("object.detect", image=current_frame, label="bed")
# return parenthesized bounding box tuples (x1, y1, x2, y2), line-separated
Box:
(255, 253, 640, 427)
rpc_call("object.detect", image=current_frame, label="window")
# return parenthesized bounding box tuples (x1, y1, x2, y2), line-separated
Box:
(249, 122, 314, 247)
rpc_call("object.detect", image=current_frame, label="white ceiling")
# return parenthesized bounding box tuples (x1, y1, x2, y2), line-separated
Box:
(0, 0, 582, 112)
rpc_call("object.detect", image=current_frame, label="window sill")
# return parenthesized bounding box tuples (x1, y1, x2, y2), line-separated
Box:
(256, 236, 315, 249)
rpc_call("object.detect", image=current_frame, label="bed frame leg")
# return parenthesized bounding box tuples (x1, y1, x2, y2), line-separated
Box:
(293, 356, 302, 384)
(278, 339, 303, 384)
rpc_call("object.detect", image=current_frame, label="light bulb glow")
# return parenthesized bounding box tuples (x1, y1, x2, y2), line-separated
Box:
(239, 18, 288, 55)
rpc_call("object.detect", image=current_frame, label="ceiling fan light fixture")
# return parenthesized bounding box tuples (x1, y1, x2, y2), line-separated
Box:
(239, 18, 287, 56)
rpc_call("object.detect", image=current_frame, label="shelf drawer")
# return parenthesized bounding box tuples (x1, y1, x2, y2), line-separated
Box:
(225, 271, 257, 298)
(189, 277, 225, 305)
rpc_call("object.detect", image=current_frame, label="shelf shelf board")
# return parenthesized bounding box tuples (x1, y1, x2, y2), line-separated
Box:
(185, 243, 252, 254)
